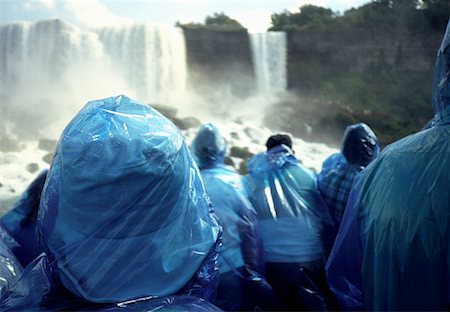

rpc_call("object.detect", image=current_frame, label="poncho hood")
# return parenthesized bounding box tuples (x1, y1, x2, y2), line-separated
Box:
(341, 123, 379, 168)
(38, 95, 219, 303)
(246, 144, 297, 177)
(190, 123, 227, 169)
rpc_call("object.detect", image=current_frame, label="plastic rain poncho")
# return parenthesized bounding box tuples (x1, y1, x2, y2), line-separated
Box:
(0, 226, 22, 298)
(191, 124, 258, 275)
(317, 123, 379, 226)
(0, 95, 221, 310)
(1, 169, 48, 267)
(244, 144, 332, 263)
(191, 124, 277, 311)
(326, 21, 450, 311)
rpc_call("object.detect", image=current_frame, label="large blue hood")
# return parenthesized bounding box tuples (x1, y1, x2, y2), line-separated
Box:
(325, 20, 450, 311)
(190, 123, 227, 169)
(341, 123, 379, 168)
(37, 95, 220, 303)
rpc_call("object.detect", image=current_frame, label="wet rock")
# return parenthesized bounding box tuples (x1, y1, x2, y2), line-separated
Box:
(26, 163, 39, 173)
(230, 132, 239, 140)
(0, 136, 21, 152)
(172, 116, 201, 130)
(244, 127, 262, 143)
(151, 104, 178, 121)
(43, 153, 54, 164)
(230, 146, 254, 159)
(38, 139, 57, 152)
(238, 160, 247, 175)
(224, 156, 235, 168)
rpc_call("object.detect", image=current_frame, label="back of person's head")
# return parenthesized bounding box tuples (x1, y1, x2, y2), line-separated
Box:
(266, 134, 292, 151)
(38, 95, 219, 303)
(341, 123, 379, 168)
(191, 123, 226, 169)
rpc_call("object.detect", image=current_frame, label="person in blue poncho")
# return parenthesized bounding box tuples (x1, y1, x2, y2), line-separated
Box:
(0, 169, 48, 267)
(0, 95, 221, 311)
(243, 134, 336, 311)
(0, 226, 22, 299)
(191, 123, 279, 311)
(326, 20, 450, 311)
(317, 123, 379, 227)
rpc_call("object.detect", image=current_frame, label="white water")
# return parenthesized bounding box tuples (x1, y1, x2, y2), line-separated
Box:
(0, 19, 338, 214)
(96, 24, 187, 105)
(250, 32, 287, 94)
(0, 20, 187, 140)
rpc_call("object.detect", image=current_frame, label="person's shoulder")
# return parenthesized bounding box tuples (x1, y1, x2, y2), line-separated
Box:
(382, 126, 450, 157)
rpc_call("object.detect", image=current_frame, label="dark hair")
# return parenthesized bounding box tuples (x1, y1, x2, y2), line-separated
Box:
(266, 134, 292, 151)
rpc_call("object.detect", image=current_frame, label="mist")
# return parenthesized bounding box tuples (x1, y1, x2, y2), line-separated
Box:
(0, 19, 289, 144)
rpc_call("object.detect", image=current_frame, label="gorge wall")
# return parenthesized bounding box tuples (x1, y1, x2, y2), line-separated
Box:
(180, 23, 444, 146)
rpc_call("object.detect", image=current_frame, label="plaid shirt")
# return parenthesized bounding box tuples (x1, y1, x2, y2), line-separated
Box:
(317, 153, 361, 225)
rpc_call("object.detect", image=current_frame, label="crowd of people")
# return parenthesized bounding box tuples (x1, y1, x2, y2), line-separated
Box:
(0, 19, 448, 312)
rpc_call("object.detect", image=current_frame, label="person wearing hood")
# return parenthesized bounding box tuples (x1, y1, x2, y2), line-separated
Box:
(191, 123, 278, 311)
(325, 20, 450, 311)
(317, 123, 379, 227)
(243, 134, 335, 311)
(0, 95, 221, 311)
(0, 169, 48, 267)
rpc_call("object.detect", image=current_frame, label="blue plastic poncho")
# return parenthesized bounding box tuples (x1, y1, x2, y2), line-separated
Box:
(341, 123, 379, 168)
(0, 169, 48, 267)
(1, 95, 220, 308)
(190, 123, 226, 170)
(0, 227, 22, 298)
(191, 124, 282, 311)
(318, 123, 379, 225)
(244, 144, 333, 263)
(100, 295, 222, 311)
(191, 124, 257, 275)
(326, 20, 450, 311)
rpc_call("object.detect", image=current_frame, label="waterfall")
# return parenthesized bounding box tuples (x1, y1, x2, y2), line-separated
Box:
(250, 32, 287, 94)
(96, 24, 187, 104)
(0, 19, 289, 141)
(0, 20, 187, 139)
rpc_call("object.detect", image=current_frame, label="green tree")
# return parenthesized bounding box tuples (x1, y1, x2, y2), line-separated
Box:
(270, 5, 335, 31)
(371, 0, 419, 8)
(422, 0, 450, 31)
(204, 12, 244, 29)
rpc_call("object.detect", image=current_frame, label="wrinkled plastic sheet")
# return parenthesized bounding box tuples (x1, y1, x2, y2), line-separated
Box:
(191, 123, 279, 310)
(0, 95, 221, 309)
(103, 295, 223, 311)
(0, 227, 22, 298)
(0, 169, 48, 267)
(190, 123, 226, 170)
(244, 144, 334, 263)
(326, 20, 450, 310)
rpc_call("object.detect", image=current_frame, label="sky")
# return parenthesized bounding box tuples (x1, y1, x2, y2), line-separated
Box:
(1, 0, 370, 33)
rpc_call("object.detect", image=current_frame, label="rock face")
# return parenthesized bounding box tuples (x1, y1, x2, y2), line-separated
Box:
(287, 28, 441, 92)
(182, 28, 255, 99)
(181, 25, 441, 95)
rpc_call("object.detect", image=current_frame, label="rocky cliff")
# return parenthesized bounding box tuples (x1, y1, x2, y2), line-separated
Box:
(181, 20, 444, 146)
(182, 27, 255, 99)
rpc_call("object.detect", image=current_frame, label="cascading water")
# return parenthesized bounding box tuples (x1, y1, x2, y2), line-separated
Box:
(96, 24, 187, 104)
(249, 32, 287, 94)
(0, 20, 337, 215)
(0, 20, 187, 140)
